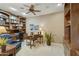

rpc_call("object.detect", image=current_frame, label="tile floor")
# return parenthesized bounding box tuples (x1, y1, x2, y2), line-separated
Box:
(16, 40, 65, 56)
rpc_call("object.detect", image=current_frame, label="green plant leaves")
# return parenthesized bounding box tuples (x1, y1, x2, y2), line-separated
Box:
(45, 32, 53, 46)
(0, 37, 7, 46)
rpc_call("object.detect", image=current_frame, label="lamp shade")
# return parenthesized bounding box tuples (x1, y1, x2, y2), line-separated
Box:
(0, 26, 7, 34)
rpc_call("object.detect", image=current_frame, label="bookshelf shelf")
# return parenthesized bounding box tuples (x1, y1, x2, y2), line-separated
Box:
(0, 9, 26, 33)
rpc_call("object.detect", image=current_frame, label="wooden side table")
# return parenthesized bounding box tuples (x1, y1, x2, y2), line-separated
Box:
(0, 45, 16, 56)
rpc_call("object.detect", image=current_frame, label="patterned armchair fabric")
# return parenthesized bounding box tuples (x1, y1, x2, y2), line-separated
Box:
(0, 33, 21, 50)
(0, 34, 12, 39)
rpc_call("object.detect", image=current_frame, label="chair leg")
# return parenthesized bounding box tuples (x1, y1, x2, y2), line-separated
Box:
(42, 37, 43, 43)
(30, 40, 32, 49)
(39, 38, 43, 44)
(33, 40, 36, 47)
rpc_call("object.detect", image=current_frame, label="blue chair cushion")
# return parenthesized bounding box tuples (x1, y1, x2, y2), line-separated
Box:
(0, 34, 12, 39)
(11, 42, 21, 49)
(7, 39, 17, 44)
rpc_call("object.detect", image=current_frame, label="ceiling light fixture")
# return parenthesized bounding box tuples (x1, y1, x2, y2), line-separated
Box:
(57, 3, 62, 6)
(22, 13, 26, 16)
(10, 7, 17, 11)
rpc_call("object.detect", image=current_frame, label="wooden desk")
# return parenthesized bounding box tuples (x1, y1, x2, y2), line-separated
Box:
(26, 34, 43, 48)
(26, 36, 34, 48)
(38, 34, 43, 43)
(0, 45, 16, 56)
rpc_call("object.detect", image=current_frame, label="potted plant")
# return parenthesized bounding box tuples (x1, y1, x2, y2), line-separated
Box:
(0, 37, 7, 52)
(45, 32, 54, 46)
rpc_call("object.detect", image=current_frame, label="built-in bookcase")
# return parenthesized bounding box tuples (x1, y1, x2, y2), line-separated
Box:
(64, 3, 79, 56)
(64, 3, 71, 48)
(0, 9, 26, 33)
(64, 3, 71, 56)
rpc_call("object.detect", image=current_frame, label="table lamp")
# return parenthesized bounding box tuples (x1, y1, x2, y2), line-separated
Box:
(0, 26, 7, 34)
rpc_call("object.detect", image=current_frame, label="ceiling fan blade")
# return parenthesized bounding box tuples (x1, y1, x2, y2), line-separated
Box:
(20, 7, 29, 10)
(26, 11, 30, 14)
(30, 5, 35, 9)
(34, 10, 41, 12)
(31, 11, 36, 15)
(23, 4, 30, 8)
(20, 7, 25, 9)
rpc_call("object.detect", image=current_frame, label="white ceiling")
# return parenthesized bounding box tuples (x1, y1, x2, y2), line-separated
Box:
(0, 3, 64, 18)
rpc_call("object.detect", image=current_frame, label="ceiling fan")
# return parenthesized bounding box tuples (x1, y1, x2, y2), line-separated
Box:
(21, 4, 41, 15)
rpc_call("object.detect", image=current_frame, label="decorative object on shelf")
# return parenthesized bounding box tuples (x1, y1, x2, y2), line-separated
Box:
(0, 17, 5, 25)
(45, 32, 54, 46)
(0, 37, 7, 52)
(0, 12, 9, 26)
(10, 15, 17, 23)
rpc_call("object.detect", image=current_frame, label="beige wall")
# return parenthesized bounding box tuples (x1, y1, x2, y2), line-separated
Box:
(26, 11, 64, 43)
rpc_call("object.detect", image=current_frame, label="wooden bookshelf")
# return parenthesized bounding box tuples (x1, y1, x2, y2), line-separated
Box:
(0, 9, 26, 34)
(64, 3, 71, 56)
(64, 3, 79, 56)
(64, 3, 71, 45)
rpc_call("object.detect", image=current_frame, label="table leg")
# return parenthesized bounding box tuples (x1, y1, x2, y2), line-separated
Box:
(30, 40, 32, 48)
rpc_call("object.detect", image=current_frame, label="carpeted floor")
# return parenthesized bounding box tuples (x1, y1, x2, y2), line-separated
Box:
(16, 40, 65, 56)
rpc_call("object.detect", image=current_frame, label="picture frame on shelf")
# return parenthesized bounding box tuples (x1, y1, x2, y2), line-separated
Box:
(0, 17, 5, 26)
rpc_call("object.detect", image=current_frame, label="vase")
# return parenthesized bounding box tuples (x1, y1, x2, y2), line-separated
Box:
(47, 41, 51, 46)
(1, 45, 6, 53)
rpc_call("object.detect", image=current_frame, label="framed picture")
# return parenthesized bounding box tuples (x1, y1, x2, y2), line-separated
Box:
(30, 24, 34, 31)
(34, 25, 39, 30)
(0, 17, 5, 25)
(30, 24, 39, 31)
